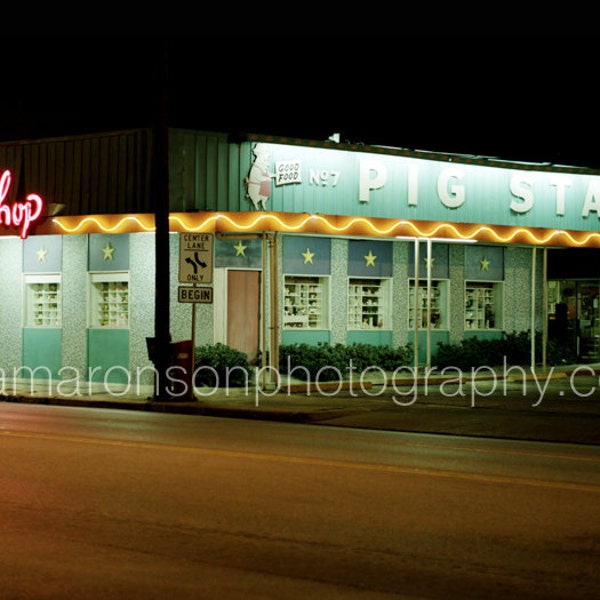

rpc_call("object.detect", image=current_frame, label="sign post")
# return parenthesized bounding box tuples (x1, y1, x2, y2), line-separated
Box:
(178, 233, 214, 399)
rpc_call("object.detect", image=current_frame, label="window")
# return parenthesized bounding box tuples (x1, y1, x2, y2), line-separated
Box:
(89, 273, 130, 328)
(465, 282, 503, 330)
(24, 275, 62, 327)
(348, 278, 391, 330)
(283, 276, 329, 329)
(408, 279, 448, 329)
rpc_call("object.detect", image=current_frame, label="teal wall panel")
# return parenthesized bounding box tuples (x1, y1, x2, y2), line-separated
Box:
(281, 330, 331, 347)
(283, 235, 331, 275)
(464, 245, 504, 280)
(88, 234, 129, 271)
(87, 328, 130, 384)
(215, 236, 262, 268)
(346, 330, 393, 346)
(348, 240, 392, 277)
(463, 331, 503, 342)
(413, 330, 450, 364)
(23, 235, 62, 272)
(408, 242, 449, 279)
(22, 328, 62, 379)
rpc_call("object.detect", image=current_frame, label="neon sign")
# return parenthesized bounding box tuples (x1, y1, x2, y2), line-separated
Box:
(0, 169, 44, 238)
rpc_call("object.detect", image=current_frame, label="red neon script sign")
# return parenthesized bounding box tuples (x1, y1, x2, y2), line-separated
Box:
(0, 169, 44, 239)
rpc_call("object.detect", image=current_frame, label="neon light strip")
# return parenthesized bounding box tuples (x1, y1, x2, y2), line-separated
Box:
(52, 215, 155, 234)
(47, 211, 600, 248)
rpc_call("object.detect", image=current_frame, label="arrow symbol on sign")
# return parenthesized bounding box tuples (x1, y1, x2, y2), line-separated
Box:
(185, 256, 198, 273)
(194, 252, 207, 268)
(185, 254, 208, 274)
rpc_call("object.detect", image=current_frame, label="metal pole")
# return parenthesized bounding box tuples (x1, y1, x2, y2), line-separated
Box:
(262, 234, 268, 389)
(531, 247, 537, 370)
(426, 237, 432, 372)
(414, 239, 419, 372)
(153, 41, 171, 401)
(270, 233, 280, 381)
(190, 284, 197, 399)
(542, 248, 548, 372)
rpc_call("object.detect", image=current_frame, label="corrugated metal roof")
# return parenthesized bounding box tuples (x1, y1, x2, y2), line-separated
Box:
(0, 129, 154, 216)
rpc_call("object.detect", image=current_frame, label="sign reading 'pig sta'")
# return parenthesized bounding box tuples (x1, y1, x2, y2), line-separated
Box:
(0, 169, 45, 239)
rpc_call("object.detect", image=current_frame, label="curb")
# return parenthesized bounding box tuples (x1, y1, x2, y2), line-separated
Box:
(0, 393, 376, 424)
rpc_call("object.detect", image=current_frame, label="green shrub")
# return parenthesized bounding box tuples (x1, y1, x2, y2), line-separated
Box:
(194, 343, 250, 388)
(433, 330, 575, 370)
(279, 342, 413, 381)
(192, 335, 571, 388)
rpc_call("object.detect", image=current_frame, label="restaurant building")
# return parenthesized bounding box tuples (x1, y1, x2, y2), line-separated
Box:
(1, 127, 599, 393)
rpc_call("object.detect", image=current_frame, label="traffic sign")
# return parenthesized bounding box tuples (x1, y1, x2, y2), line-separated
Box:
(179, 233, 213, 284)
(178, 286, 213, 303)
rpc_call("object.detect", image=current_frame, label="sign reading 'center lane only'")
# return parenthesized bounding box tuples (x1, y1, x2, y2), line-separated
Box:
(178, 233, 214, 284)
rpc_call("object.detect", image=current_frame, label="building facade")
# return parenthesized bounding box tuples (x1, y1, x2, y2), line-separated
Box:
(1, 127, 599, 393)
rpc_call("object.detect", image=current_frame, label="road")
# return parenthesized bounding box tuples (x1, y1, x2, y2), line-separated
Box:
(1, 403, 599, 599)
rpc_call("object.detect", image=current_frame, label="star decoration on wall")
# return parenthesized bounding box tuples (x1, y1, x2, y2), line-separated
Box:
(233, 240, 247, 256)
(37, 246, 48, 262)
(102, 242, 115, 261)
(480, 256, 490, 271)
(301, 247, 315, 264)
(364, 250, 377, 267)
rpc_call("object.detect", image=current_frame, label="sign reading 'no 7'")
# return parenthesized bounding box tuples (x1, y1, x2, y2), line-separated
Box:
(179, 233, 214, 284)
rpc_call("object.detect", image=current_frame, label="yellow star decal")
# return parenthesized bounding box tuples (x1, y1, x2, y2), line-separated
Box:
(37, 246, 48, 262)
(233, 240, 247, 256)
(364, 250, 377, 267)
(480, 256, 490, 271)
(424, 256, 435, 269)
(102, 242, 115, 261)
(301, 247, 315, 264)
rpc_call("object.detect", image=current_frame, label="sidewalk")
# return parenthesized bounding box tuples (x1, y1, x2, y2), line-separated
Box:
(2, 364, 600, 445)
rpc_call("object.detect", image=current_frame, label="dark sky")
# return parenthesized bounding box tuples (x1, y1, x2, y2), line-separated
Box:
(2, 35, 598, 169)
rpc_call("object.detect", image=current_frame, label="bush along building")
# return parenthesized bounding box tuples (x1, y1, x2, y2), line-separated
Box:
(0, 127, 599, 396)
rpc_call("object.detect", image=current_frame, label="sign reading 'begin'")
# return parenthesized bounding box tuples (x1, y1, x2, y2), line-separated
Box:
(0, 169, 45, 239)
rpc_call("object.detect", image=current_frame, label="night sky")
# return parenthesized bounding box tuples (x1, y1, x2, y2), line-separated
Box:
(2, 35, 598, 169)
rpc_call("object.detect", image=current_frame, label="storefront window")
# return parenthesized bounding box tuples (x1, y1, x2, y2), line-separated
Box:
(548, 280, 599, 361)
(89, 273, 129, 328)
(24, 275, 62, 327)
(348, 278, 391, 330)
(283, 276, 329, 329)
(464, 282, 503, 330)
(408, 279, 448, 329)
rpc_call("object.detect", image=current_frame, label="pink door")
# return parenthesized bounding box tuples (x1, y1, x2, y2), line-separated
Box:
(227, 270, 260, 363)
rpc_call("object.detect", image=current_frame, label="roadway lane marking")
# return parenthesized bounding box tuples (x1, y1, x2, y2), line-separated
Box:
(3, 430, 600, 494)
(385, 437, 600, 464)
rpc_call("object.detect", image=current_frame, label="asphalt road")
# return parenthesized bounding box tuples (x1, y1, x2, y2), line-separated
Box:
(2, 402, 600, 599)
